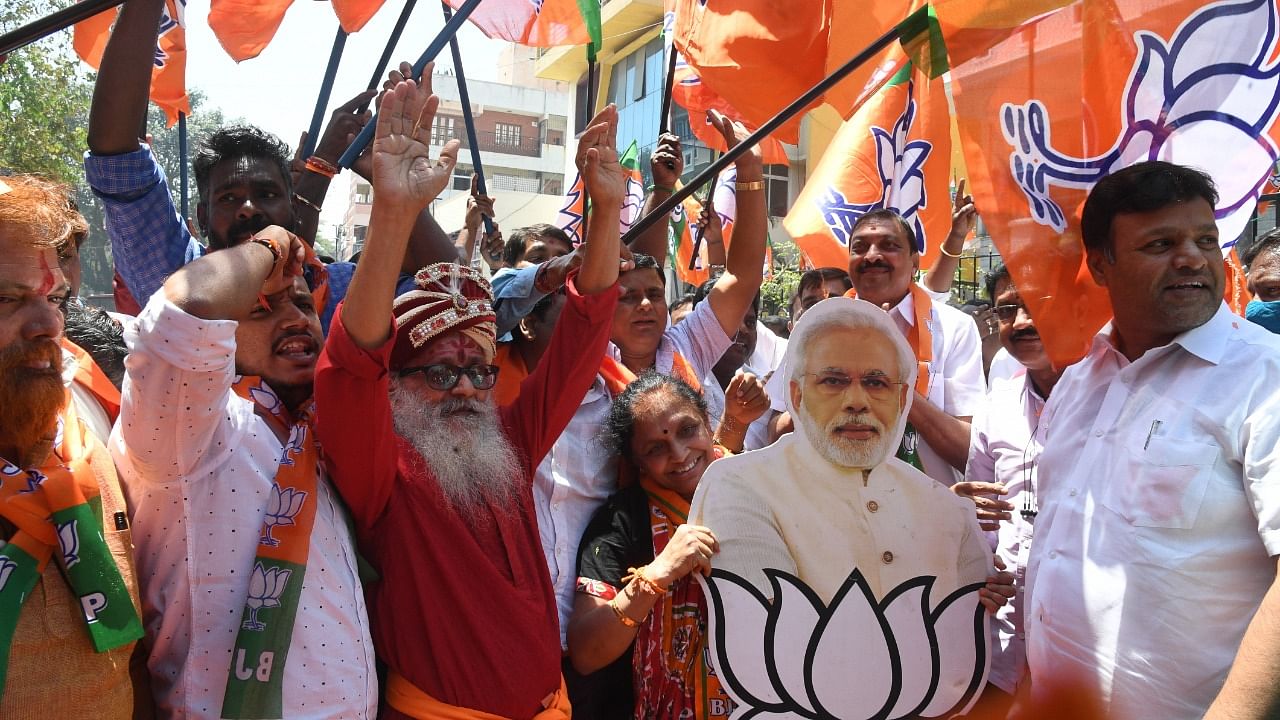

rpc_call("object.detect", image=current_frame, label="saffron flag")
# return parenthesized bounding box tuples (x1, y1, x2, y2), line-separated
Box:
(785, 60, 952, 274)
(74, 0, 190, 126)
(556, 171, 586, 247)
(662, 7, 790, 165)
(709, 165, 772, 280)
(950, 0, 1280, 366)
(208, 0, 386, 62)
(556, 140, 644, 246)
(671, 186, 710, 286)
(447, 0, 601, 57)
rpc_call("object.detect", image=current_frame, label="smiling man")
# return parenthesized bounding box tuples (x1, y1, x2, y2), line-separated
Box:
(1027, 161, 1280, 720)
(110, 225, 377, 718)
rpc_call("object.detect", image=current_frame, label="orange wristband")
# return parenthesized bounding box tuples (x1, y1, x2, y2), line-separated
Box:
(305, 156, 338, 178)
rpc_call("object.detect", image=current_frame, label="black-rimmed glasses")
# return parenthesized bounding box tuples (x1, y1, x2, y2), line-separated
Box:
(397, 364, 500, 391)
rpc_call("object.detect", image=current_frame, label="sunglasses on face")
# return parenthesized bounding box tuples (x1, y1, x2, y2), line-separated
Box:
(992, 303, 1029, 322)
(397, 364, 500, 391)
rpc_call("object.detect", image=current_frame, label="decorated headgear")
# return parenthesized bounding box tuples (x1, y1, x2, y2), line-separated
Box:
(391, 263, 496, 369)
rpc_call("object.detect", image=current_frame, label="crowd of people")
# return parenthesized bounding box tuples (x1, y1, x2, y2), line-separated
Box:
(3, 1, 1280, 718)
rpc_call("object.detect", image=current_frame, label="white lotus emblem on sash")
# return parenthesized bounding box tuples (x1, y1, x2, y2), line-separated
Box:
(260, 484, 307, 547)
(243, 562, 292, 632)
(0, 558, 17, 592)
(57, 519, 81, 570)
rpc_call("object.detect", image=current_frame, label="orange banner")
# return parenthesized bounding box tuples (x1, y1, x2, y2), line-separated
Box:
(74, 0, 190, 126)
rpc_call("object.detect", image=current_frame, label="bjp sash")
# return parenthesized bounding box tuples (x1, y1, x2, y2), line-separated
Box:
(220, 377, 321, 719)
(0, 393, 144, 697)
(843, 284, 933, 471)
(638, 475, 731, 719)
(386, 670, 571, 720)
(599, 352, 702, 397)
(61, 338, 121, 423)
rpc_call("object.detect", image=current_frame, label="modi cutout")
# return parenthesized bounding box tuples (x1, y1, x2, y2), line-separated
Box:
(690, 297, 997, 718)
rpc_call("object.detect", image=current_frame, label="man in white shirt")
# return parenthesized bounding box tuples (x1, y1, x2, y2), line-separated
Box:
(1027, 161, 1280, 720)
(112, 227, 377, 718)
(954, 263, 1064, 714)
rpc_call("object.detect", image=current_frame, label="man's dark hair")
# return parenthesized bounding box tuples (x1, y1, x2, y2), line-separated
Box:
(502, 224, 573, 267)
(193, 125, 293, 206)
(669, 292, 696, 314)
(64, 303, 128, 389)
(797, 267, 853, 298)
(1243, 227, 1280, 267)
(692, 277, 759, 315)
(985, 263, 1011, 303)
(1081, 161, 1219, 259)
(851, 209, 919, 254)
(603, 369, 708, 460)
(627, 252, 664, 284)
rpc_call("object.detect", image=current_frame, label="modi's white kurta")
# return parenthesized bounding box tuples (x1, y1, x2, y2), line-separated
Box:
(690, 433, 991, 605)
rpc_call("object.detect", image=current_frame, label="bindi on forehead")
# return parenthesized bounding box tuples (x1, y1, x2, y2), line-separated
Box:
(417, 332, 486, 365)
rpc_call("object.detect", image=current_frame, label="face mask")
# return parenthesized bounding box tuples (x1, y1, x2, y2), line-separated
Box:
(1245, 299, 1280, 334)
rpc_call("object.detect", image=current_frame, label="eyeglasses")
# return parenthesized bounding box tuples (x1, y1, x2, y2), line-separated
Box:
(992, 303, 1028, 322)
(397, 364, 500, 391)
(804, 371, 905, 400)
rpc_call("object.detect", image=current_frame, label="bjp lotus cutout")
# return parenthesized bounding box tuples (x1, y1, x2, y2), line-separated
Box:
(691, 297, 1002, 718)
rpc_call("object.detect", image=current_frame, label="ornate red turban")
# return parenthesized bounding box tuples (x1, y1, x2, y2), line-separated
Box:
(390, 263, 496, 369)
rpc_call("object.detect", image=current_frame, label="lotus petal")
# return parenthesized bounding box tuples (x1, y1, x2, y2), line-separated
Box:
(1128, 35, 1170, 127)
(1158, 119, 1278, 236)
(268, 568, 292, 599)
(807, 570, 895, 718)
(882, 579, 937, 718)
(267, 485, 284, 516)
(248, 563, 268, 599)
(918, 584, 988, 718)
(286, 489, 306, 517)
(1166, 67, 1280, 134)
(764, 572, 822, 715)
(1169, 0, 1276, 87)
(698, 571, 787, 708)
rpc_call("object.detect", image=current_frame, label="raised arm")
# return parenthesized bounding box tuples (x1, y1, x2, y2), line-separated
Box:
(922, 179, 976, 295)
(340, 71, 460, 349)
(87, 0, 164, 155)
(293, 90, 376, 244)
(628, 132, 684, 262)
(575, 104, 629, 295)
(704, 111, 766, 339)
(162, 225, 306, 321)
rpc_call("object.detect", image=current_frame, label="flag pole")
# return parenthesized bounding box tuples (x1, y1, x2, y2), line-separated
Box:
(338, 0, 484, 169)
(581, 53, 598, 244)
(358, 0, 419, 112)
(0, 0, 123, 58)
(687, 152, 718, 271)
(659, 48, 677, 135)
(301, 25, 349, 158)
(621, 20, 904, 245)
(443, 3, 494, 234)
(178, 111, 189, 221)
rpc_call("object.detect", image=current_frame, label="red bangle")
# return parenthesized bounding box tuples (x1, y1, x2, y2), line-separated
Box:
(305, 156, 338, 178)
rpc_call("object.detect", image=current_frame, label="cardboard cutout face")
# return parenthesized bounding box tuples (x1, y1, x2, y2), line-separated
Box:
(689, 297, 991, 719)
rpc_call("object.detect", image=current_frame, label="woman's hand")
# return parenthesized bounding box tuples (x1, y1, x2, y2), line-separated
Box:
(648, 524, 719, 588)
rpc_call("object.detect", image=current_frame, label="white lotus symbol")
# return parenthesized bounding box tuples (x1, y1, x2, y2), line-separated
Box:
(278, 424, 308, 467)
(818, 80, 934, 252)
(0, 558, 17, 592)
(242, 563, 292, 632)
(699, 569, 988, 719)
(260, 484, 307, 547)
(1001, 0, 1280, 245)
(247, 382, 285, 419)
(57, 520, 81, 570)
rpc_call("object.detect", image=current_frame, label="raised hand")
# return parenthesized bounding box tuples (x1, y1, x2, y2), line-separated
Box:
(708, 110, 764, 174)
(650, 133, 684, 191)
(649, 524, 720, 586)
(372, 72, 460, 214)
(724, 372, 770, 427)
(577, 104, 625, 208)
(949, 177, 977, 243)
(254, 226, 308, 297)
(315, 89, 377, 164)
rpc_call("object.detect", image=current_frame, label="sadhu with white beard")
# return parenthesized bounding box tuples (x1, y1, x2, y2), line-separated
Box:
(314, 76, 630, 719)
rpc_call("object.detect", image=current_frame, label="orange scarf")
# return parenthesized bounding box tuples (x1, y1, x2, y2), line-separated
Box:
(843, 283, 933, 396)
(61, 338, 121, 423)
(599, 352, 702, 397)
(386, 671, 570, 720)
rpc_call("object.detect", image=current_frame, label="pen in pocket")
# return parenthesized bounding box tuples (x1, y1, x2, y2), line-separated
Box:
(1143, 420, 1163, 450)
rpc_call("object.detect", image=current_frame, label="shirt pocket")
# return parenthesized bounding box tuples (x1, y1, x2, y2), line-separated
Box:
(1112, 435, 1217, 529)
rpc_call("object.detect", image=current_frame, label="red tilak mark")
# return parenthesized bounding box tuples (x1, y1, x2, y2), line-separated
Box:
(36, 253, 56, 295)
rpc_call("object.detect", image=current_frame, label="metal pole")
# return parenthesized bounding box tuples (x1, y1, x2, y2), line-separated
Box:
(659, 47, 677, 135)
(302, 26, 349, 158)
(178, 111, 189, 221)
(620, 21, 904, 245)
(338, 0, 484, 169)
(444, 3, 494, 234)
(359, 0, 419, 112)
(0, 0, 123, 58)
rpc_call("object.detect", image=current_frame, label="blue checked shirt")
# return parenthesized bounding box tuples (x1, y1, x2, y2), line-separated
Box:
(85, 145, 358, 332)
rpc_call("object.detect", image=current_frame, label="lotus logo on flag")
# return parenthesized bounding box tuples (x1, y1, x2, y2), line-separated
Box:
(817, 81, 934, 252)
(243, 563, 292, 632)
(699, 569, 988, 719)
(57, 520, 81, 570)
(260, 485, 308, 547)
(154, 0, 186, 68)
(21, 469, 47, 494)
(0, 558, 16, 593)
(1000, 0, 1280, 244)
(279, 425, 308, 467)
(247, 381, 286, 420)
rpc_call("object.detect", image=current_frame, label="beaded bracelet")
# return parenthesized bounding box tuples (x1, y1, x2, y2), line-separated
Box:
(608, 598, 640, 628)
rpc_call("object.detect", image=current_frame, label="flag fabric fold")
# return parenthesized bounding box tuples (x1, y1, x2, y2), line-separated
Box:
(445, 0, 601, 56)
(74, 0, 191, 126)
(207, 0, 387, 63)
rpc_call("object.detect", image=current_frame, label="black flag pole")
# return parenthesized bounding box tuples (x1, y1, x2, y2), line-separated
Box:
(580, 54, 598, 244)
(0, 0, 122, 58)
(301, 25, 349, 158)
(621, 21, 904, 245)
(687, 152, 718, 272)
(178, 111, 189, 221)
(443, 3, 494, 234)
(358, 0, 419, 113)
(338, 0, 483, 169)
(659, 48, 677, 135)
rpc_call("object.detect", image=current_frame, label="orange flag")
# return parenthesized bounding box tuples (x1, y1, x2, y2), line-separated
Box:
(331, 0, 385, 33)
(446, 0, 596, 49)
(785, 60, 952, 273)
(74, 0, 190, 126)
(209, 0, 386, 62)
(951, 0, 1280, 366)
(671, 186, 710, 286)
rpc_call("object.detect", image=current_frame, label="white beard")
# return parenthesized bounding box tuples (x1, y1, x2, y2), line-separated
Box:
(797, 409, 894, 469)
(389, 378, 524, 517)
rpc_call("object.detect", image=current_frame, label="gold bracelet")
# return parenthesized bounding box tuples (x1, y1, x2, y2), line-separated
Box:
(608, 598, 640, 628)
(735, 180, 765, 192)
(938, 243, 964, 259)
(292, 192, 322, 213)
